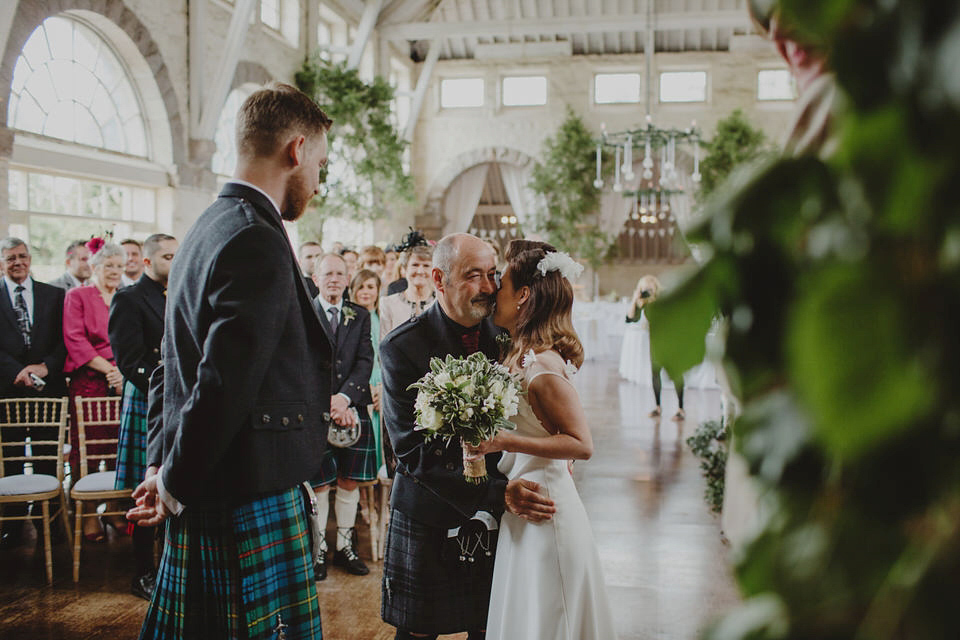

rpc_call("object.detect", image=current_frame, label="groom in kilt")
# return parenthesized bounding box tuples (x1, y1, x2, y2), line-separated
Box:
(379, 233, 557, 640)
(127, 84, 334, 639)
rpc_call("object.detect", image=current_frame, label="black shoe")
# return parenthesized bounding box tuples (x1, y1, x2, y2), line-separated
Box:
(314, 551, 327, 581)
(333, 545, 369, 576)
(131, 572, 156, 601)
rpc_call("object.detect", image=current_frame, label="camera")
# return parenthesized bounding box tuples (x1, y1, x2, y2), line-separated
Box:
(640, 290, 652, 299)
(28, 372, 46, 391)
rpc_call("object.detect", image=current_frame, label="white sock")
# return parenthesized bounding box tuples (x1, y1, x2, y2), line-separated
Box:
(334, 487, 360, 550)
(314, 489, 330, 552)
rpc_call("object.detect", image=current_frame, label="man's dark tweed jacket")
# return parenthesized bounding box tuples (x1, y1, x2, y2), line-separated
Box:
(380, 302, 507, 528)
(148, 182, 334, 506)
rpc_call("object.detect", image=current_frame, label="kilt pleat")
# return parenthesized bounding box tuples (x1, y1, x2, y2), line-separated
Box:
(381, 509, 495, 634)
(140, 487, 322, 640)
(115, 381, 148, 489)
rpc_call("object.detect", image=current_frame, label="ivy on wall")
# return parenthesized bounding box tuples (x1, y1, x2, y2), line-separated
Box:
(697, 109, 770, 204)
(295, 58, 414, 241)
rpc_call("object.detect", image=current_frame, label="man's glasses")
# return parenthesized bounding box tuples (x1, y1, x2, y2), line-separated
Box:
(3, 253, 29, 264)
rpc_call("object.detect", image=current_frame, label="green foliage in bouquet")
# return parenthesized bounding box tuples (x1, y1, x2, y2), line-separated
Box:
(529, 107, 614, 269)
(645, 1, 960, 637)
(294, 58, 415, 241)
(687, 419, 728, 514)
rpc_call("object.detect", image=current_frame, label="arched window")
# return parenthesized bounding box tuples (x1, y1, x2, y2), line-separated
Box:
(5, 15, 172, 281)
(212, 87, 255, 179)
(8, 16, 148, 157)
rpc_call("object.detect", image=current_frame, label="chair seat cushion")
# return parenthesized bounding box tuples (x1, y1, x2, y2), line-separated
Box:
(0, 473, 60, 496)
(72, 471, 117, 493)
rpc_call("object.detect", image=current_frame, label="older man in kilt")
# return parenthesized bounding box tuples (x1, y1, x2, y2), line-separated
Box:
(379, 233, 556, 640)
(127, 84, 333, 639)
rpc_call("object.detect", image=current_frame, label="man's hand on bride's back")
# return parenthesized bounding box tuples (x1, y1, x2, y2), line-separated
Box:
(505, 478, 556, 522)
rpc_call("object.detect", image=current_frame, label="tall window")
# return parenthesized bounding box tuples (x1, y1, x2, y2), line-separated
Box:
(212, 87, 256, 179)
(6, 16, 167, 280)
(8, 16, 148, 157)
(260, 0, 299, 46)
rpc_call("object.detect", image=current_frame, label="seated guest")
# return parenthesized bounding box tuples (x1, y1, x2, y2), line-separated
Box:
(298, 240, 322, 298)
(48, 240, 92, 291)
(119, 238, 143, 287)
(350, 268, 384, 472)
(311, 253, 375, 580)
(357, 245, 386, 277)
(63, 239, 125, 542)
(380, 243, 435, 341)
(0, 237, 67, 548)
(108, 233, 178, 600)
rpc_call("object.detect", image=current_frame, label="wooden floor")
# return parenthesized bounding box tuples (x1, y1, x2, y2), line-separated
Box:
(0, 358, 739, 639)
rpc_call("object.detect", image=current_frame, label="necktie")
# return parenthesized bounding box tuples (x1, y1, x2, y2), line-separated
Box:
(328, 307, 339, 336)
(461, 328, 480, 354)
(14, 285, 31, 349)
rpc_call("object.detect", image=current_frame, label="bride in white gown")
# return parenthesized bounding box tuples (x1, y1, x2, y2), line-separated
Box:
(469, 239, 616, 640)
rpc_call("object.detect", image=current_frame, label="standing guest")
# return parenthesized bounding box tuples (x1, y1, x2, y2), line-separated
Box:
(379, 244, 435, 341)
(350, 269, 384, 473)
(329, 240, 345, 255)
(108, 233, 178, 601)
(358, 245, 386, 276)
(379, 233, 555, 640)
(49, 240, 92, 291)
(383, 245, 399, 291)
(340, 247, 359, 281)
(119, 239, 144, 287)
(626, 275, 684, 421)
(299, 240, 323, 298)
(126, 83, 332, 640)
(310, 254, 375, 580)
(385, 230, 430, 296)
(0, 237, 67, 548)
(63, 239, 125, 542)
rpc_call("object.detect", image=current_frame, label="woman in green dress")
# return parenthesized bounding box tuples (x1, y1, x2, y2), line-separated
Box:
(349, 269, 384, 469)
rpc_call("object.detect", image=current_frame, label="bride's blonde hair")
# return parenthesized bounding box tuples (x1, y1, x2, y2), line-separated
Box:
(503, 240, 584, 369)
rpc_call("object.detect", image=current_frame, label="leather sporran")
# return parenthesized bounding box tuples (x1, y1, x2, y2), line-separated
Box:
(327, 407, 363, 448)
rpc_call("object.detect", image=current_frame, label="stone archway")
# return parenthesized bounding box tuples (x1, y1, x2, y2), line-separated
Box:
(233, 60, 274, 91)
(0, 0, 185, 166)
(422, 146, 538, 231)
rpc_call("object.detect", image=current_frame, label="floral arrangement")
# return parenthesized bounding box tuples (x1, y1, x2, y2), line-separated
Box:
(409, 352, 523, 484)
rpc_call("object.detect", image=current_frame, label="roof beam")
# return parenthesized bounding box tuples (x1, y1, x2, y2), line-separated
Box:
(196, 0, 257, 139)
(381, 10, 751, 41)
(346, 0, 384, 69)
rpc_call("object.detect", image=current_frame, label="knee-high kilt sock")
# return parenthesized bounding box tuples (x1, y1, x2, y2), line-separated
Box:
(139, 487, 322, 640)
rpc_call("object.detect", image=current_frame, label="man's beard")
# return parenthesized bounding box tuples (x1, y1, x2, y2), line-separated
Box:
(281, 171, 310, 221)
(467, 295, 495, 320)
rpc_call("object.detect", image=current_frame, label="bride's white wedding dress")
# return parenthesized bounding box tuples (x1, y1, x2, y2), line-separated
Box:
(486, 350, 617, 640)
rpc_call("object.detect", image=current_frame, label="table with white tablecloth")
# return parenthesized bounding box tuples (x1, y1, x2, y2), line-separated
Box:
(572, 300, 629, 362)
(618, 314, 721, 390)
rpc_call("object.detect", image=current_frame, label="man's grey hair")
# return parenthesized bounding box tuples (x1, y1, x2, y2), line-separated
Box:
(143, 233, 176, 259)
(432, 234, 460, 279)
(0, 237, 28, 254)
(90, 242, 124, 267)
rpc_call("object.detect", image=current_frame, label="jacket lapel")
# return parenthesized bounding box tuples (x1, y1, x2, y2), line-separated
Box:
(314, 297, 336, 344)
(0, 281, 22, 335)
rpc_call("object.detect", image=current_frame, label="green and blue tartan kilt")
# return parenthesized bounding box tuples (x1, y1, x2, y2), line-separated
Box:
(139, 487, 322, 640)
(115, 380, 148, 490)
(381, 509, 496, 634)
(311, 412, 377, 487)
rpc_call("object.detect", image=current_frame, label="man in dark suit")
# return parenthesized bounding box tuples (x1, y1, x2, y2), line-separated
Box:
(108, 232, 177, 600)
(127, 83, 333, 639)
(0, 237, 67, 547)
(299, 240, 322, 298)
(310, 253, 375, 580)
(379, 233, 555, 640)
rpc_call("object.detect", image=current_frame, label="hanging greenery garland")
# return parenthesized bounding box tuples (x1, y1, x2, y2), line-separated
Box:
(295, 57, 414, 241)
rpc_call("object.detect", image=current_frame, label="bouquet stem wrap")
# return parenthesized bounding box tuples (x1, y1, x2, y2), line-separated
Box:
(462, 439, 488, 484)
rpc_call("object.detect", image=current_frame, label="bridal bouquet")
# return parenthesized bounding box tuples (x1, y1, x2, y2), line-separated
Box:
(410, 352, 522, 484)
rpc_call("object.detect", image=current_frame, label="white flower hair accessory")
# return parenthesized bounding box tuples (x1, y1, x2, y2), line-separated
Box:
(536, 251, 584, 281)
(521, 349, 538, 368)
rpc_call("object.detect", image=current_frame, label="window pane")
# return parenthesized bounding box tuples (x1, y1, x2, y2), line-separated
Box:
(440, 78, 484, 108)
(281, 0, 300, 45)
(8, 169, 27, 211)
(594, 73, 641, 104)
(261, 0, 281, 29)
(502, 76, 547, 107)
(758, 69, 795, 100)
(212, 88, 253, 177)
(659, 71, 707, 103)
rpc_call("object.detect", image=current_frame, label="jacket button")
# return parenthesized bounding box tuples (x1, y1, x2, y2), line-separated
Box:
(434, 449, 442, 457)
(262, 414, 270, 424)
(281, 416, 290, 426)
(322, 412, 331, 422)
(297, 414, 304, 423)
(445, 462, 455, 470)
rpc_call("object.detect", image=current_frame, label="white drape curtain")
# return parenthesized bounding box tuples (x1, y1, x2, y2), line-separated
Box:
(597, 163, 642, 237)
(442, 163, 490, 235)
(498, 163, 535, 227)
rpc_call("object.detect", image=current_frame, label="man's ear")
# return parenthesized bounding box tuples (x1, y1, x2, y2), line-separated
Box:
(287, 134, 306, 167)
(431, 267, 445, 293)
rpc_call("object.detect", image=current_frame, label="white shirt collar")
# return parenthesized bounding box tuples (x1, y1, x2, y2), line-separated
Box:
(227, 179, 282, 218)
(4, 275, 32, 293)
(317, 295, 343, 315)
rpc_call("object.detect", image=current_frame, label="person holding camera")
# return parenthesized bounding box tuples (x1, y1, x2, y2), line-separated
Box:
(627, 275, 685, 421)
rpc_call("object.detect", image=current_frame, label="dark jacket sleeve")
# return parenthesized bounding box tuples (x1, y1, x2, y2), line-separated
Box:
(145, 361, 165, 470)
(338, 308, 373, 407)
(108, 289, 150, 393)
(161, 225, 293, 500)
(39, 286, 67, 378)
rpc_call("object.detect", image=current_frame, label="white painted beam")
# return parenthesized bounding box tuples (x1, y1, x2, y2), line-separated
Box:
(347, 0, 384, 70)
(197, 0, 257, 140)
(403, 40, 440, 143)
(382, 10, 750, 41)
